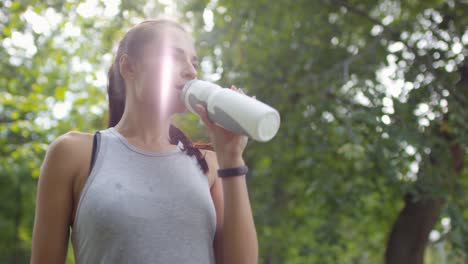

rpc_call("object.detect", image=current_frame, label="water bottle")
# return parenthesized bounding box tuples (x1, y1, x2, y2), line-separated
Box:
(180, 80, 281, 142)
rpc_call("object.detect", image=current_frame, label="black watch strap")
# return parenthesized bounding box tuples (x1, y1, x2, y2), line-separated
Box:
(217, 165, 249, 177)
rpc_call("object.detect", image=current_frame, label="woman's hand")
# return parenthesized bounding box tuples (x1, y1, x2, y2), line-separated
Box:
(194, 85, 256, 165)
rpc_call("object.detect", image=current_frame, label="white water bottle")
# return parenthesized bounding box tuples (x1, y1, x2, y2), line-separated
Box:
(180, 80, 281, 142)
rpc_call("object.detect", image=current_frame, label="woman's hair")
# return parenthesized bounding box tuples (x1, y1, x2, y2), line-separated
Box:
(106, 18, 213, 174)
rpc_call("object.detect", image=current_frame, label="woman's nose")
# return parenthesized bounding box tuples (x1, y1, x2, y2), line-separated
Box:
(181, 62, 197, 80)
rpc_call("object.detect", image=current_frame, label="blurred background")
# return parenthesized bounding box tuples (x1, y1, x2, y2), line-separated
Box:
(0, 0, 467, 263)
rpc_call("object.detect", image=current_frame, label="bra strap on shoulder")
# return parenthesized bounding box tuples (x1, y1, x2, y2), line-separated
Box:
(89, 131, 101, 175)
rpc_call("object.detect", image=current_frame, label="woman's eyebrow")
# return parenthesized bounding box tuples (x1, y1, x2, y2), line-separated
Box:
(172, 46, 198, 62)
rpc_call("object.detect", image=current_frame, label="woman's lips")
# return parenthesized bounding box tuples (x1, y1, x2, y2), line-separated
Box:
(174, 85, 183, 98)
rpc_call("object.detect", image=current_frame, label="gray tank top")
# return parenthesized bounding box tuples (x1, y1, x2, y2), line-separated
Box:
(71, 127, 217, 263)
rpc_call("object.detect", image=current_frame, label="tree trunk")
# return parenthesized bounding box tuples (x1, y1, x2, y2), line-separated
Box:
(385, 194, 444, 264)
(385, 122, 464, 263)
(385, 58, 466, 264)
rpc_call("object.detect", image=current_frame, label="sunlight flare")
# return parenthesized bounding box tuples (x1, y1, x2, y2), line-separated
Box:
(159, 40, 173, 117)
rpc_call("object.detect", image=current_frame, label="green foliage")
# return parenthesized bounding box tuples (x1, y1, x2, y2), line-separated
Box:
(180, 0, 467, 262)
(0, 0, 466, 263)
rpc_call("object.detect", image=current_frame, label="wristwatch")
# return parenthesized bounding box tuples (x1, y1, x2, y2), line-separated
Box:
(217, 165, 249, 177)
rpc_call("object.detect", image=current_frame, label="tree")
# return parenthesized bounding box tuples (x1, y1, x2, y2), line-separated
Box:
(180, 0, 467, 263)
(0, 0, 466, 263)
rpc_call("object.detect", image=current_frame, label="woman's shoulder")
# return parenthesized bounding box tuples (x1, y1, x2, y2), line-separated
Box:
(198, 148, 219, 188)
(198, 148, 217, 164)
(45, 130, 94, 175)
(48, 130, 93, 153)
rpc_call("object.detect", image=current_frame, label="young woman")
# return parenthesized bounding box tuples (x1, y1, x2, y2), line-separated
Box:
(30, 19, 258, 264)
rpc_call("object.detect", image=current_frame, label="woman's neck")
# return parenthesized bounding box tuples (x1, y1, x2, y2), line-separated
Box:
(114, 98, 174, 147)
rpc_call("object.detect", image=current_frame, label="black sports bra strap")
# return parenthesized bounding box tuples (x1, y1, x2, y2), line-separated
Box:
(88, 131, 101, 175)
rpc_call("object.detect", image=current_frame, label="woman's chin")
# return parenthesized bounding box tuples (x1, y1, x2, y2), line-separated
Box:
(169, 101, 188, 114)
(176, 104, 188, 114)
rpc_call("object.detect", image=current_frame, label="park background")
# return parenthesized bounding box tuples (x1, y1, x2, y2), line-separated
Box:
(0, 0, 467, 263)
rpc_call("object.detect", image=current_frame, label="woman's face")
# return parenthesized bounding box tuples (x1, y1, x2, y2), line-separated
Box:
(132, 25, 198, 115)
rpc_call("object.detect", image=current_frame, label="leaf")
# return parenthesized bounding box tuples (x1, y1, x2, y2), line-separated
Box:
(54, 86, 67, 101)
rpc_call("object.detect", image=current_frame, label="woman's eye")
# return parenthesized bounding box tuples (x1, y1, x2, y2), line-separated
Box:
(169, 50, 198, 70)
(172, 52, 184, 61)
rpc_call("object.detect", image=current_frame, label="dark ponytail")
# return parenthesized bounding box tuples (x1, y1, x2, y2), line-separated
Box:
(107, 61, 126, 128)
(106, 19, 213, 174)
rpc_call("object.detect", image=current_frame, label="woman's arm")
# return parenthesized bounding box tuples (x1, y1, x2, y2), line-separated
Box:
(207, 150, 258, 264)
(194, 85, 259, 263)
(217, 153, 258, 264)
(30, 132, 80, 264)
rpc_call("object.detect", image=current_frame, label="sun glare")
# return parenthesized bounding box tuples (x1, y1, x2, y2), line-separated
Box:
(159, 40, 173, 117)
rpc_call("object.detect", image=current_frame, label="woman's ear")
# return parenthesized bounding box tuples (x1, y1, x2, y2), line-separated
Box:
(119, 53, 136, 80)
